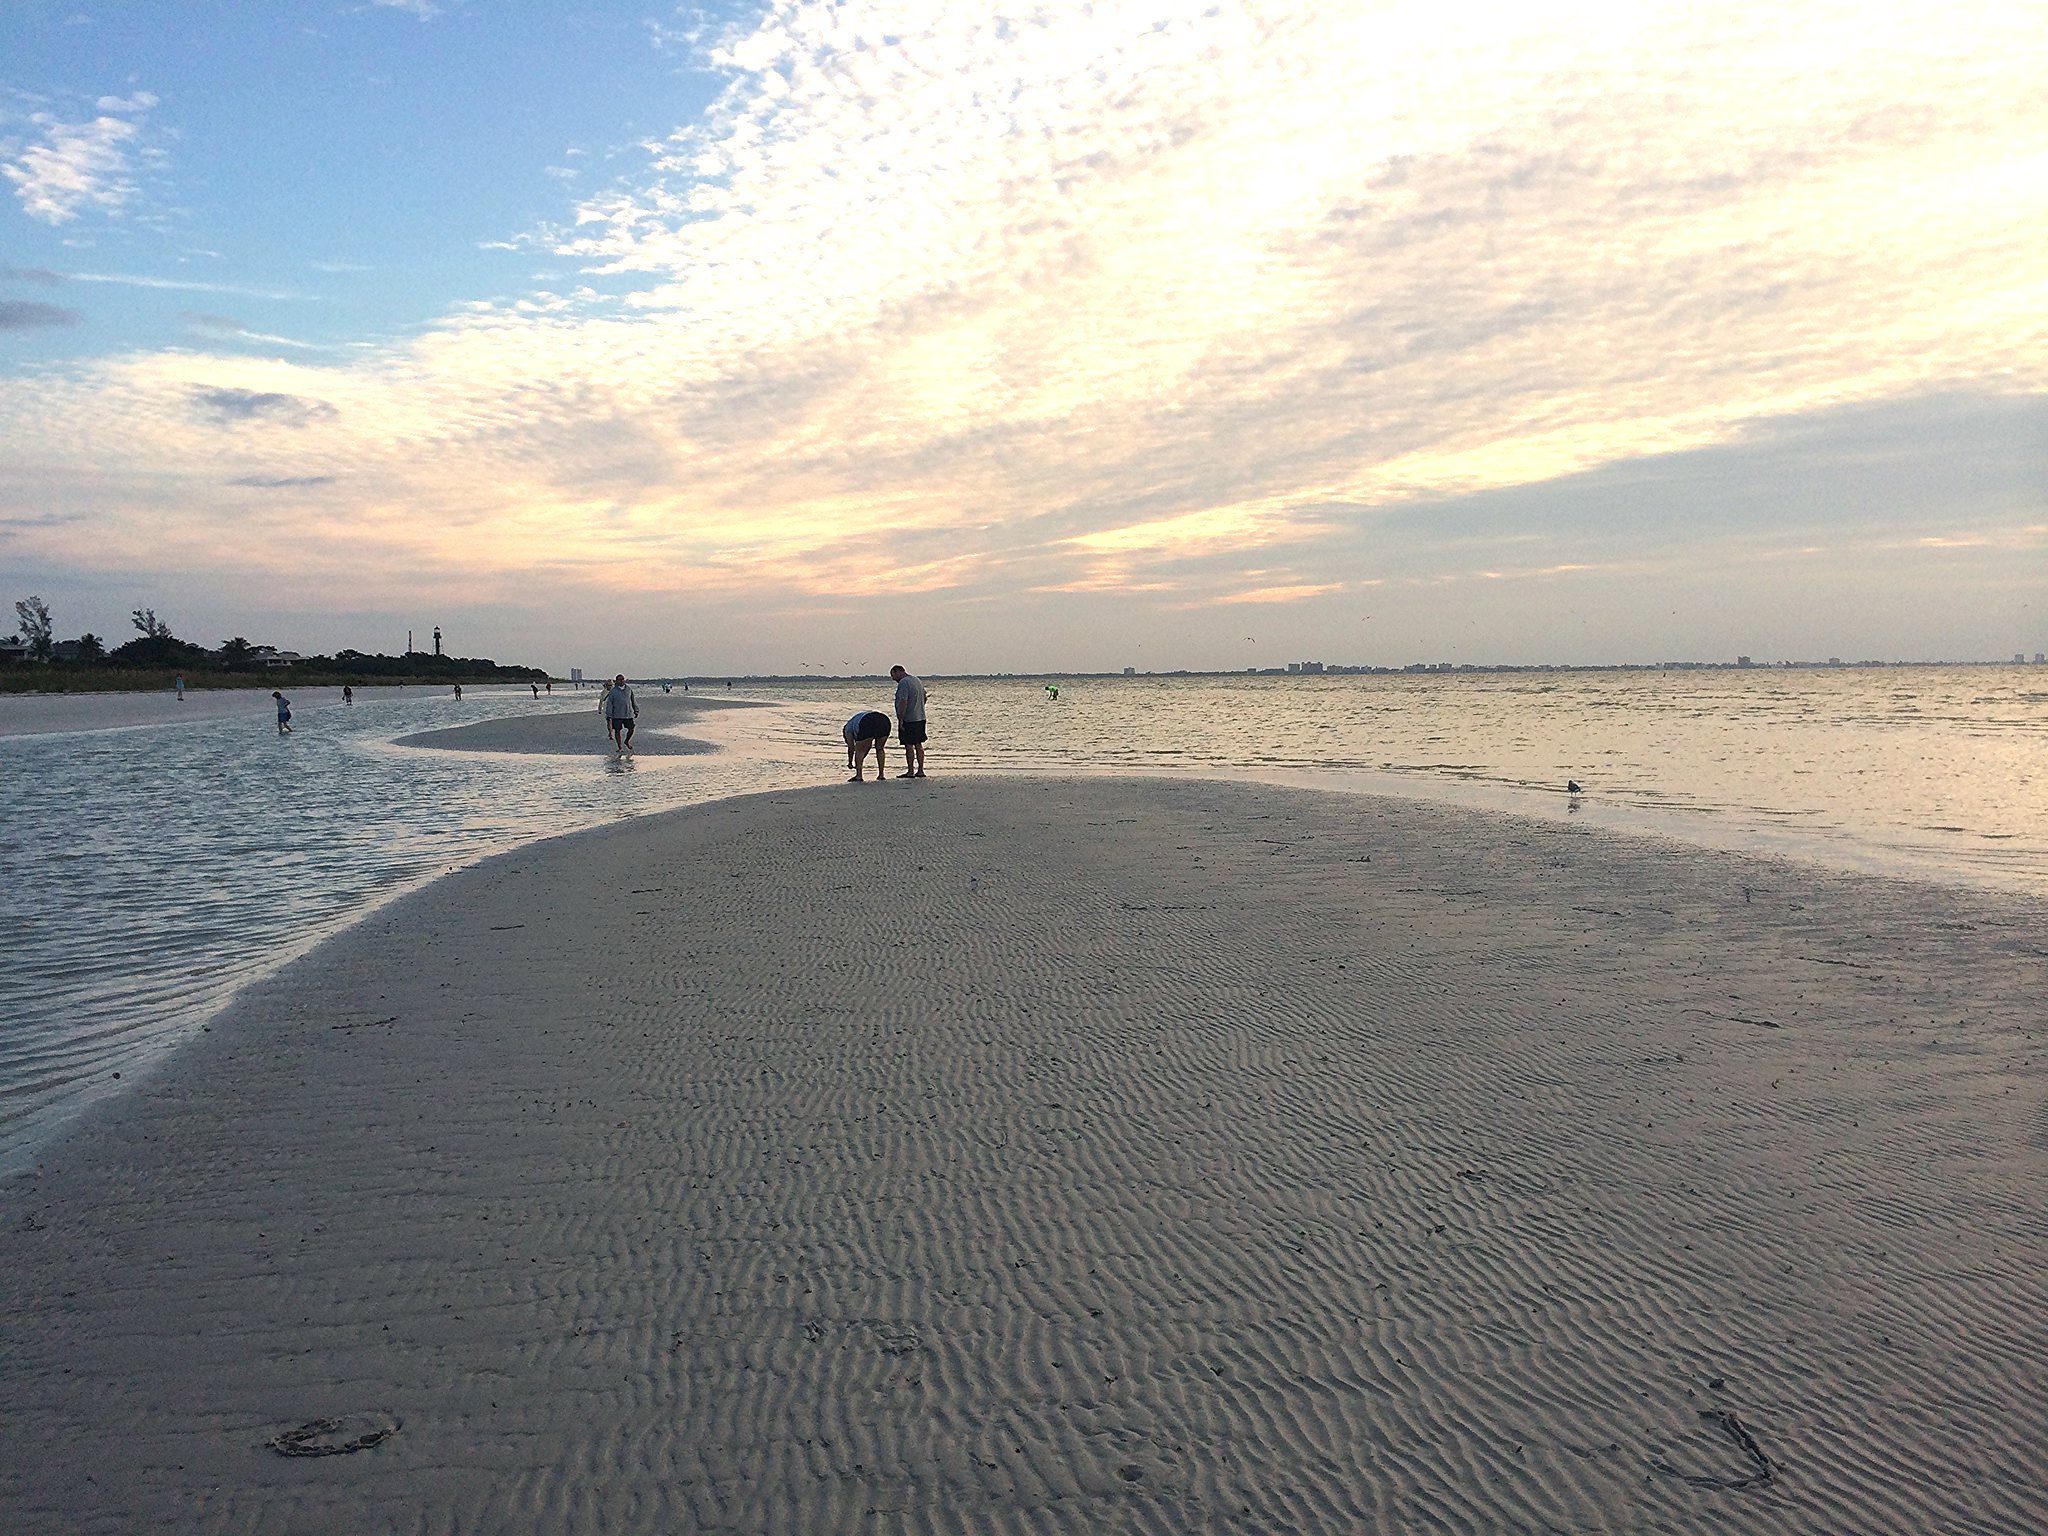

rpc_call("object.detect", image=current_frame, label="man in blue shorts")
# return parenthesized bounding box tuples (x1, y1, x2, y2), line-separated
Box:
(842, 709, 892, 782)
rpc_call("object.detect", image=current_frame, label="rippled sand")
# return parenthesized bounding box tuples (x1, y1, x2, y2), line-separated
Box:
(3, 776, 2044, 1532)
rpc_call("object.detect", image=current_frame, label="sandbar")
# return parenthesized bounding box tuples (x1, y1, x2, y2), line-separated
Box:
(393, 694, 751, 757)
(3, 776, 2043, 1532)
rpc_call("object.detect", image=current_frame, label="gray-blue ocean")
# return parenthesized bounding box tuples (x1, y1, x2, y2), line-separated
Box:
(4, 667, 2043, 1172)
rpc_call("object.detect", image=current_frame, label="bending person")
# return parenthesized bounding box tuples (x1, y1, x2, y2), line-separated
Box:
(843, 710, 892, 782)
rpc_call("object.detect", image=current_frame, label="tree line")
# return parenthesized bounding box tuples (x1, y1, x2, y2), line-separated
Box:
(5, 597, 546, 686)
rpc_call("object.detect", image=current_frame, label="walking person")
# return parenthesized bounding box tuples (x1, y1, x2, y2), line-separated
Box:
(843, 710, 892, 782)
(343, 684, 354, 706)
(271, 690, 293, 735)
(174, 672, 185, 702)
(453, 683, 463, 701)
(600, 673, 639, 753)
(890, 664, 928, 778)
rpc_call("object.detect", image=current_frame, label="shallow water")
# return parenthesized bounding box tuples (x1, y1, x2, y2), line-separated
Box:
(746, 666, 2048, 893)
(4, 666, 2042, 1172)
(0, 688, 811, 1173)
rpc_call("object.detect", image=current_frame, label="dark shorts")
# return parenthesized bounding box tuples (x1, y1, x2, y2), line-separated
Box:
(898, 719, 928, 746)
(607, 714, 635, 731)
(851, 712, 891, 742)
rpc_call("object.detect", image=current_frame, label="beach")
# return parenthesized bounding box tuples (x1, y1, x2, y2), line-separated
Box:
(3, 762, 2045, 1531)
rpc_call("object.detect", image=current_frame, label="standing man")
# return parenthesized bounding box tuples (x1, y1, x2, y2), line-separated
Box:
(271, 690, 293, 735)
(600, 673, 639, 753)
(890, 664, 928, 778)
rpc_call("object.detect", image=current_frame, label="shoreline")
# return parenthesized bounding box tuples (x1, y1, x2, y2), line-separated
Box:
(7, 691, 2042, 1175)
(5, 773, 2044, 1531)
(0, 693, 776, 1177)
(0, 681, 551, 738)
(392, 693, 762, 758)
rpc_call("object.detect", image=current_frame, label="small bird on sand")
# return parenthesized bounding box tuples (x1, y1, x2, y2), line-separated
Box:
(1566, 780, 1583, 794)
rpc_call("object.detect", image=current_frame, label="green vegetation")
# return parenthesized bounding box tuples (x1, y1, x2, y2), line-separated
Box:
(2, 597, 547, 693)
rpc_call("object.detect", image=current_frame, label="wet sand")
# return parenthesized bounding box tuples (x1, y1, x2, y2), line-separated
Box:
(394, 693, 746, 757)
(3, 773, 2044, 1533)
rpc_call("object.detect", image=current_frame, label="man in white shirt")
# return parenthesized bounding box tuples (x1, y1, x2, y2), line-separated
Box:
(890, 664, 928, 778)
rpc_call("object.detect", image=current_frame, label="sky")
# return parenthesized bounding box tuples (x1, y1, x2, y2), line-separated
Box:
(2, 0, 2044, 675)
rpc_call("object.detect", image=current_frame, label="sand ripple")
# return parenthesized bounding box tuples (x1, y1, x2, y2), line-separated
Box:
(3, 778, 2043, 1532)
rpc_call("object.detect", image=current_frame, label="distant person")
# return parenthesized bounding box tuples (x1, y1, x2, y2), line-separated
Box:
(843, 710, 892, 782)
(453, 683, 463, 701)
(342, 684, 354, 706)
(272, 690, 293, 735)
(174, 673, 185, 702)
(530, 683, 540, 699)
(890, 664, 928, 778)
(600, 673, 639, 753)
(545, 681, 552, 694)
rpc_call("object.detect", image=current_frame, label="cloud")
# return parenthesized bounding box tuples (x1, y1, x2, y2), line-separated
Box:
(70, 272, 305, 299)
(228, 474, 337, 488)
(370, 0, 439, 17)
(181, 311, 321, 350)
(1, 0, 2046, 661)
(1212, 582, 1347, 605)
(0, 300, 83, 331)
(0, 266, 66, 286)
(191, 387, 339, 426)
(3, 92, 156, 224)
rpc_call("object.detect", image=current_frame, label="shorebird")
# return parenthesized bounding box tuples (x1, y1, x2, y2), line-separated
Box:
(1566, 780, 1583, 794)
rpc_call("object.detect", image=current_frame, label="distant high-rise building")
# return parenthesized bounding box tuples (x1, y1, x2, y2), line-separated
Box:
(2018, 653, 2027, 664)
(1737, 655, 1752, 667)
(2035, 653, 2045, 664)
(1122, 666, 1136, 676)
